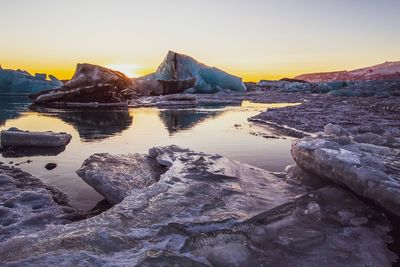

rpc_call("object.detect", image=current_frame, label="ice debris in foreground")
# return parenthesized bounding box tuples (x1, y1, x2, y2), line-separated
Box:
(0, 164, 74, 243)
(0, 146, 396, 266)
(1, 128, 72, 148)
(292, 124, 400, 216)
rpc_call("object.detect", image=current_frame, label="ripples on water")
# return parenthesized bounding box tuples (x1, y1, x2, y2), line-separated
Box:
(0, 96, 297, 210)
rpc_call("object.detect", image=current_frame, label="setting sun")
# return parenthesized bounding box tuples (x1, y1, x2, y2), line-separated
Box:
(105, 64, 142, 78)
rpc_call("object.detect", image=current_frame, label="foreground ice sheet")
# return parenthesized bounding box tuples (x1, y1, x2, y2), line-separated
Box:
(0, 146, 396, 266)
(292, 131, 400, 216)
(0, 164, 74, 243)
(141, 51, 247, 93)
(77, 153, 166, 204)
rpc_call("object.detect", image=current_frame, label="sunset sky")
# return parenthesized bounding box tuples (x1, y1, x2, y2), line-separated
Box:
(1, 0, 399, 81)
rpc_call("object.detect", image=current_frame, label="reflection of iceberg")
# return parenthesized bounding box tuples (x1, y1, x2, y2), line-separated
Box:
(140, 51, 247, 93)
(0, 66, 62, 94)
(58, 110, 132, 141)
(159, 109, 221, 134)
(28, 107, 133, 142)
(1, 146, 66, 158)
(0, 96, 30, 125)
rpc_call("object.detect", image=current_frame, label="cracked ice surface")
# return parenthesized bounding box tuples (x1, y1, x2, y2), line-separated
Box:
(292, 135, 400, 216)
(0, 146, 396, 266)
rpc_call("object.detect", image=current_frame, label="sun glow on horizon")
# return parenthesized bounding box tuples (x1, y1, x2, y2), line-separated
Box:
(1, 1, 399, 83)
(105, 64, 143, 78)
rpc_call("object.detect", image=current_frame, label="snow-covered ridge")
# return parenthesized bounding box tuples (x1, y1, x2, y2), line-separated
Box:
(295, 61, 400, 82)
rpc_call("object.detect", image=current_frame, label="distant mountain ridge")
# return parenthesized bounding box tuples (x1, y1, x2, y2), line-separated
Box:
(295, 61, 400, 82)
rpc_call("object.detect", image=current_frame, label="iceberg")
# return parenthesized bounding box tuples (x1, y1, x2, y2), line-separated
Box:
(140, 51, 247, 93)
(30, 63, 135, 105)
(29, 63, 193, 105)
(29, 53, 248, 106)
(0, 65, 62, 94)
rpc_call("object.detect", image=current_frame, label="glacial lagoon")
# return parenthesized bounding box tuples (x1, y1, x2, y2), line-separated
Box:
(0, 96, 296, 210)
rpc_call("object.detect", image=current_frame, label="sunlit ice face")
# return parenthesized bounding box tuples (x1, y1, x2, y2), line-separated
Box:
(106, 63, 142, 78)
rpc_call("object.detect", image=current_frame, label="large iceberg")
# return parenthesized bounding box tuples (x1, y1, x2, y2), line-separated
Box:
(29, 63, 192, 106)
(0, 65, 62, 94)
(29, 53, 248, 106)
(140, 51, 247, 93)
(30, 63, 135, 105)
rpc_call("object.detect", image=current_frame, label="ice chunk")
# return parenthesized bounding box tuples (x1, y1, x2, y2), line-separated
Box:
(0, 66, 62, 94)
(30, 63, 134, 105)
(292, 136, 400, 216)
(142, 51, 247, 93)
(1, 128, 72, 148)
(30, 63, 193, 105)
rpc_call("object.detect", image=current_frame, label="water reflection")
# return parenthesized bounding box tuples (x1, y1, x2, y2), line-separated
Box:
(2, 146, 66, 158)
(30, 107, 133, 142)
(159, 109, 222, 134)
(241, 100, 301, 109)
(0, 96, 30, 125)
(57, 110, 133, 142)
(0, 97, 298, 211)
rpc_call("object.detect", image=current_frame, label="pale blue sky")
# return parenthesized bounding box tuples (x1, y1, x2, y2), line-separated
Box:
(1, 0, 399, 80)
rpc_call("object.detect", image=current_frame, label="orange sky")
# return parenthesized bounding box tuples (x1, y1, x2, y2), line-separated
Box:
(1, 0, 399, 82)
(0, 60, 305, 82)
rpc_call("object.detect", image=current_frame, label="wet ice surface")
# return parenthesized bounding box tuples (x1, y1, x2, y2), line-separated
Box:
(251, 94, 400, 140)
(0, 164, 73, 243)
(292, 133, 400, 216)
(0, 147, 396, 266)
(0, 96, 295, 210)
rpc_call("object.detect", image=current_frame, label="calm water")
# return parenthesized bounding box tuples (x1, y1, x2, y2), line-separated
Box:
(0, 96, 296, 210)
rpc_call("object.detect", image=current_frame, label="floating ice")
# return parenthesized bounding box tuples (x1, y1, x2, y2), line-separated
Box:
(141, 51, 247, 93)
(0, 66, 62, 94)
